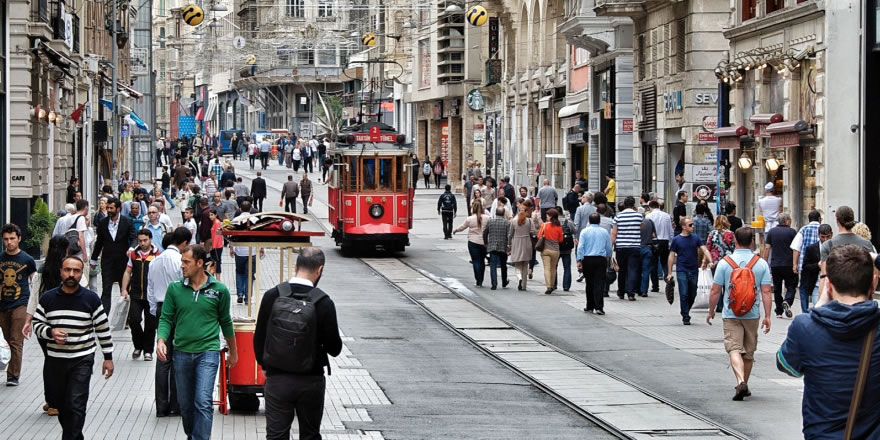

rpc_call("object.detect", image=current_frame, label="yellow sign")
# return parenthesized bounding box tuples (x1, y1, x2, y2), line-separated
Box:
(467, 6, 488, 26)
(183, 4, 204, 26)
(362, 33, 376, 46)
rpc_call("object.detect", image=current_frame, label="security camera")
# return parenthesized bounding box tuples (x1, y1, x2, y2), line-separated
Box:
(850, 124, 859, 133)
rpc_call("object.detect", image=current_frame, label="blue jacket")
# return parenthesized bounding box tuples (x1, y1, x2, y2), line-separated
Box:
(777, 300, 880, 439)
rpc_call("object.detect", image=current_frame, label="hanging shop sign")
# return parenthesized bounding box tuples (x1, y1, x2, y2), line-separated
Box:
(714, 125, 748, 149)
(622, 119, 633, 133)
(702, 116, 718, 132)
(488, 17, 499, 58)
(697, 132, 717, 144)
(767, 120, 809, 148)
(686, 164, 718, 183)
(473, 124, 485, 148)
(440, 121, 450, 170)
(750, 113, 783, 138)
(466, 89, 484, 111)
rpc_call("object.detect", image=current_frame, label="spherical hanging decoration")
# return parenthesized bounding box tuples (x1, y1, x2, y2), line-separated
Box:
(183, 4, 205, 26)
(467, 5, 488, 26)
(362, 32, 376, 46)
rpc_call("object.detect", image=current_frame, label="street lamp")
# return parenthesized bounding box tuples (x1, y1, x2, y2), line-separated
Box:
(115, 21, 128, 48)
(445, 3, 463, 13)
(765, 154, 781, 172)
(737, 152, 752, 170)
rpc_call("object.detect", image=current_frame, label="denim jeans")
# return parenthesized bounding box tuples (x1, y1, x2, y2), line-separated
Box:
(559, 252, 572, 290)
(489, 251, 508, 288)
(174, 350, 220, 440)
(799, 283, 819, 312)
(162, 188, 176, 208)
(235, 255, 256, 302)
(639, 245, 654, 294)
(467, 241, 487, 285)
(676, 271, 698, 321)
(771, 266, 799, 315)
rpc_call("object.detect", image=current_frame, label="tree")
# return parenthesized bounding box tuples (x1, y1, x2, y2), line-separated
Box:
(313, 93, 344, 140)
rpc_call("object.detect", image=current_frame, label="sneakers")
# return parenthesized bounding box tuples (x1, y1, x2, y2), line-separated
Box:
(577, 275, 584, 282)
(502, 279, 510, 288)
(237, 297, 244, 304)
(132, 350, 142, 360)
(6, 377, 18, 386)
(783, 302, 793, 318)
(144, 353, 153, 362)
(544, 289, 553, 295)
(733, 382, 749, 401)
(594, 310, 606, 315)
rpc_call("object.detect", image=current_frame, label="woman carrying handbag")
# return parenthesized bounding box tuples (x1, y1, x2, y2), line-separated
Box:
(453, 200, 490, 287)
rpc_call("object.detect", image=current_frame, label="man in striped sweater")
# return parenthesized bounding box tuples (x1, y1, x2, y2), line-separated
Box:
(611, 196, 644, 301)
(33, 256, 114, 440)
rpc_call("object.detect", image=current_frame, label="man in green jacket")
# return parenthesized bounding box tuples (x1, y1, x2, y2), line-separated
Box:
(156, 245, 237, 439)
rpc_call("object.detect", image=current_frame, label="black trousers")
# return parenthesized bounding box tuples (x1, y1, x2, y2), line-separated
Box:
(441, 211, 454, 238)
(100, 262, 126, 314)
(582, 256, 607, 311)
(433, 174, 441, 188)
(129, 298, 156, 353)
(465, 197, 472, 216)
(155, 301, 179, 415)
(253, 197, 264, 212)
(46, 354, 94, 440)
(423, 175, 431, 188)
(265, 374, 326, 440)
(304, 157, 313, 173)
(771, 266, 799, 315)
(39, 338, 54, 407)
(285, 197, 297, 213)
(653, 240, 669, 291)
(249, 154, 256, 169)
(260, 152, 269, 169)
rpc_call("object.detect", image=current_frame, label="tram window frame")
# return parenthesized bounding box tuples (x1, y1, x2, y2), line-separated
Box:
(348, 156, 358, 191)
(362, 158, 377, 190)
(378, 157, 394, 191)
(396, 156, 406, 192)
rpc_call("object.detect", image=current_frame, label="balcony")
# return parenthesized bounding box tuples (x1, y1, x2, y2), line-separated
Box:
(594, 0, 651, 17)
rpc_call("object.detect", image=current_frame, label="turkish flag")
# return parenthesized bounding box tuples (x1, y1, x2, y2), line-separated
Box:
(70, 102, 86, 124)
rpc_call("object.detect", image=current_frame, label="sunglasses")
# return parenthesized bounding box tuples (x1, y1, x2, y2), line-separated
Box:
(685, 223, 694, 227)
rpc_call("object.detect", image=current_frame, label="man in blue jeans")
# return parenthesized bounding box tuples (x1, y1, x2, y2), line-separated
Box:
(667, 217, 710, 325)
(156, 245, 238, 440)
(231, 245, 262, 304)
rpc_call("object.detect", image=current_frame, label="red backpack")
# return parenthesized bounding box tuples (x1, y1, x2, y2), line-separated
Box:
(723, 255, 760, 316)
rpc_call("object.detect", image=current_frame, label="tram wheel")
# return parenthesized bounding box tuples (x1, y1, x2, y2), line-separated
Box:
(228, 392, 260, 412)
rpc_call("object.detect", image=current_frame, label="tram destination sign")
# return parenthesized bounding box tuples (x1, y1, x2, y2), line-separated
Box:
(354, 125, 397, 143)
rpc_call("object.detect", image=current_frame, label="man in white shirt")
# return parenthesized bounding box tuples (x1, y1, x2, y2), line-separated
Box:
(52, 204, 77, 237)
(146, 226, 191, 417)
(757, 182, 782, 231)
(182, 208, 198, 245)
(259, 138, 271, 170)
(646, 200, 674, 292)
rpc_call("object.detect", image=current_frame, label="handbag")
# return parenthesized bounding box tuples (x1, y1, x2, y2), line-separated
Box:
(534, 224, 546, 252)
(844, 328, 877, 440)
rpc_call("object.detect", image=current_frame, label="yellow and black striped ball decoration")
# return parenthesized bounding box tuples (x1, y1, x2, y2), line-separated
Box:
(183, 4, 205, 26)
(467, 5, 488, 26)
(246, 54, 256, 65)
(362, 32, 376, 46)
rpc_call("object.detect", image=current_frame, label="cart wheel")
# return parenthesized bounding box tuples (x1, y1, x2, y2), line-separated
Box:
(228, 392, 260, 412)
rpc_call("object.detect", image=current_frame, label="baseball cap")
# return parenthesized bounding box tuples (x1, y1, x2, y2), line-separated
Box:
(764, 182, 775, 192)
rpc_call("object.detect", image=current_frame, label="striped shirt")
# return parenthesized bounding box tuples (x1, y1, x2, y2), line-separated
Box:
(32, 286, 113, 360)
(612, 209, 643, 248)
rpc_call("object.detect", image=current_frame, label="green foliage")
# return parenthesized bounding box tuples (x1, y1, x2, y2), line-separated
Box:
(314, 94, 343, 120)
(24, 199, 57, 251)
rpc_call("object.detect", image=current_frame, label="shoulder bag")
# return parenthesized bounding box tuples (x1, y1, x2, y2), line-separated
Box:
(844, 328, 877, 440)
(535, 223, 546, 252)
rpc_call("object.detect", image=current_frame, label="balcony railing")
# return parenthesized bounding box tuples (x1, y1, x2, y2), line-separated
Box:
(73, 13, 79, 52)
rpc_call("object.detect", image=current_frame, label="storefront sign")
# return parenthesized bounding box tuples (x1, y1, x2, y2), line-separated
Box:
(473, 124, 485, 148)
(11, 173, 31, 187)
(603, 102, 612, 119)
(702, 116, 718, 132)
(686, 164, 718, 183)
(663, 91, 683, 112)
(695, 92, 718, 105)
(488, 17, 499, 58)
(440, 121, 449, 171)
(466, 89, 484, 111)
(121, 123, 130, 138)
(704, 151, 717, 162)
(693, 184, 716, 202)
(567, 133, 585, 144)
(622, 119, 633, 133)
(770, 132, 800, 148)
(697, 132, 717, 144)
(561, 116, 581, 129)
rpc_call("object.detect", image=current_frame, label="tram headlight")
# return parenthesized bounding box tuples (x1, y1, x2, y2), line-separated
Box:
(369, 204, 384, 219)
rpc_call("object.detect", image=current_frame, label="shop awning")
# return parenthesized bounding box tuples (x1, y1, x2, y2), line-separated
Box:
(204, 101, 217, 121)
(195, 106, 205, 121)
(750, 113, 783, 138)
(558, 101, 590, 119)
(714, 125, 748, 149)
(767, 120, 809, 148)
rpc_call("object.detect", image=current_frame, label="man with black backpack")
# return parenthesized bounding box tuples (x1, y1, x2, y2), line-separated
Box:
(556, 206, 577, 292)
(706, 227, 772, 401)
(437, 184, 458, 239)
(254, 247, 342, 440)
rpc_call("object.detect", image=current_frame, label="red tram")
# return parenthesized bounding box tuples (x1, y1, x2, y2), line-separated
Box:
(327, 122, 414, 253)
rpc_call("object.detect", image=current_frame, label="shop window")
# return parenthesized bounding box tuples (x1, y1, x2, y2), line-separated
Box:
(742, 0, 756, 21)
(766, 0, 784, 14)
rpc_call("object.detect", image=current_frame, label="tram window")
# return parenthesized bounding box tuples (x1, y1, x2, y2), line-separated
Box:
(348, 157, 358, 191)
(396, 156, 406, 191)
(378, 158, 393, 191)
(363, 158, 377, 190)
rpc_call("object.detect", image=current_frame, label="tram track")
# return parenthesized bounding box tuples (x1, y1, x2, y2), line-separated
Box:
(241, 169, 750, 439)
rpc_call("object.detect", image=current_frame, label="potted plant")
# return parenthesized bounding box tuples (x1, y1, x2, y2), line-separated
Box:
(24, 198, 57, 259)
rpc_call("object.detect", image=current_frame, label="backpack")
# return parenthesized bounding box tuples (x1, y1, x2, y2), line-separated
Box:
(439, 193, 455, 211)
(262, 282, 327, 374)
(65, 215, 84, 255)
(560, 221, 575, 253)
(423, 162, 431, 176)
(723, 255, 760, 316)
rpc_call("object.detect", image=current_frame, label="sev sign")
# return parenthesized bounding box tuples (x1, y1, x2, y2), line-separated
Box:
(769, 132, 800, 148)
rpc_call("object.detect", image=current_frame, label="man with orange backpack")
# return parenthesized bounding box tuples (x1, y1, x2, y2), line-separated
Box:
(706, 227, 773, 401)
